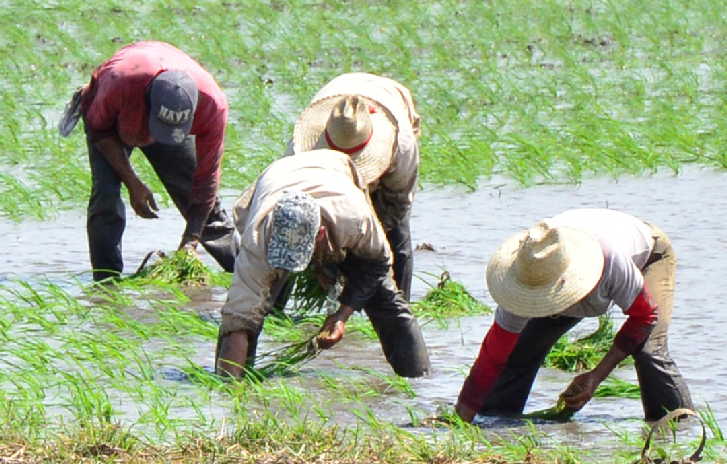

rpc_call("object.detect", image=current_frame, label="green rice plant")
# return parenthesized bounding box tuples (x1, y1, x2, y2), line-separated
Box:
(130, 250, 213, 286)
(412, 271, 491, 327)
(349, 367, 417, 398)
(523, 397, 577, 422)
(544, 313, 619, 371)
(285, 266, 331, 316)
(700, 403, 724, 442)
(249, 337, 321, 380)
(319, 373, 381, 402)
(593, 376, 641, 399)
(263, 311, 325, 343)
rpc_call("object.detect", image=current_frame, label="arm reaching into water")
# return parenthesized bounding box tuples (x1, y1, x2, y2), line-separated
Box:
(455, 322, 520, 422)
(562, 287, 658, 410)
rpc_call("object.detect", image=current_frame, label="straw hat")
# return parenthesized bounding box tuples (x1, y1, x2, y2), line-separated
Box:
(486, 220, 604, 318)
(293, 95, 397, 186)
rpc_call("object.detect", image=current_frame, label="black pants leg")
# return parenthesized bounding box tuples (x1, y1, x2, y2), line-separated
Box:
(363, 277, 430, 377)
(140, 140, 236, 272)
(386, 210, 413, 301)
(86, 137, 130, 281)
(479, 316, 581, 415)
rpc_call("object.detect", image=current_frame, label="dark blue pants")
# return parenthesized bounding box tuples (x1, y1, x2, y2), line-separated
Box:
(386, 209, 413, 301)
(86, 136, 236, 281)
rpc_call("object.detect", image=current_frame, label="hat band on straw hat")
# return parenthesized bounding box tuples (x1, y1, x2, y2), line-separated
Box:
(324, 128, 373, 154)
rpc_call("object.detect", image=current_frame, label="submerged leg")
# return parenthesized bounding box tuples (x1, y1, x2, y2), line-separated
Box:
(635, 226, 693, 421)
(364, 277, 430, 377)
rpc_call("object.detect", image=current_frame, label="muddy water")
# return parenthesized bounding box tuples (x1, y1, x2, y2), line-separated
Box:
(1, 164, 724, 453)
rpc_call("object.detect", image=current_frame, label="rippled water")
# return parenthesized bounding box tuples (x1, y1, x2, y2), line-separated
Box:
(1, 164, 724, 453)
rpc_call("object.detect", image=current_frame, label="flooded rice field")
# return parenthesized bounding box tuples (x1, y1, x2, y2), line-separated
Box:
(1, 164, 725, 456)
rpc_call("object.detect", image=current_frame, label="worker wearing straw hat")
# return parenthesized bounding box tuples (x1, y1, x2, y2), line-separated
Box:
(455, 209, 693, 422)
(215, 149, 430, 379)
(58, 41, 236, 281)
(287, 73, 421, 300)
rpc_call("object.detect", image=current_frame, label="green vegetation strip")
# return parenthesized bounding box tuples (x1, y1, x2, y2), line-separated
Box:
(2, 0, 727, 219)
(0, 274, 725, 462)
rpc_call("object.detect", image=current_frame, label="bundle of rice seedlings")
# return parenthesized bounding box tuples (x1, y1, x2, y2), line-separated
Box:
(413, 271, 491, 323)
(543, 314, 618, 371)
(286, 267, 332, 316)
(131, 250, 212, 286)
(523, 396, 577, 422)
(250, 336, 322, 379)
(593, 376, 641, 399)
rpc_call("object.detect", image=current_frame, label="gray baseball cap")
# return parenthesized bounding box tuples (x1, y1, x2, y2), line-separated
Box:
(267, 191, 321, 272)
(148, 70, 198, 145)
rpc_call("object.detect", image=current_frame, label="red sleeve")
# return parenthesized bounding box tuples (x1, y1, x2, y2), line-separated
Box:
(83, 76, 122, 141)
(614, 286, 658, 354)
(190, 104, 227, 209)
(457, 322, 520, 413)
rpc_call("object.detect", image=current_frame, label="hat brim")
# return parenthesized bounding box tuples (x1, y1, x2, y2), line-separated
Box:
(148, 113, 193, 145)
(486, 226, 604, 318)
(293, 95, 397, 186)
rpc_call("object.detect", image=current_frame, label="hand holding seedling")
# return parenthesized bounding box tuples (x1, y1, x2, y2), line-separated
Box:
(129, 181, 159, 218)
(178, 235, 199, 253)
(317, 305, 354, 349)
(561, 371, 597, 410)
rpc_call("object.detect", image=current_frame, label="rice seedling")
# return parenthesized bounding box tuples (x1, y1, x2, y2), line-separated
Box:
(3, 0, 727, 461)
(2, 0, 726, 221)
(544, 314, 621, 371)
(249, 336, 321, 380)
(412, 272, 491, 325)
(523, 396, 577, 423)
(593, 376, 641, 399)
(130, 250, 213, 286)
(700, 403, 724, 442)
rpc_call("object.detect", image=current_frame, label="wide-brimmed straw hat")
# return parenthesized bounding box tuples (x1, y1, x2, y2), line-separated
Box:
(293, 95, 396, 186)
(486, 220, 604, 318)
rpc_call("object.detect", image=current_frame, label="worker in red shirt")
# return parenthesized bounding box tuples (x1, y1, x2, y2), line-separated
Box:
(456, 209, 693, 422)
(59, 41, 235, 281)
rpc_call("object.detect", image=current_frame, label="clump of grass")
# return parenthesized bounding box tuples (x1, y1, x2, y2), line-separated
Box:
(593, 376, 641, 399)
(131, 250, 212, 286)
(544, 314, 618, 371)
(412, 271, 491, 323)
(523, 397, 577, 423)
(250, 337, 321, 380)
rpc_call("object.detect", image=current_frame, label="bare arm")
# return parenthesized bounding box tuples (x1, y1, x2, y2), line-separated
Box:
(94, 135, 158, 219)
(317, 304, 355, 349)
(561, 343, 628, 410)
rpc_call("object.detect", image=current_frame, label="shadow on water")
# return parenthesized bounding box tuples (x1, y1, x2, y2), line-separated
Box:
(0, 164, 724, 454)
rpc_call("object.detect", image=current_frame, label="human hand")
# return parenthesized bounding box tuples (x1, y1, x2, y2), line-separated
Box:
(454, 400, 476, 423)
(316, 305, 354, 349)
(178, 234, 200, 253)
(129, 182, 159, 218)
(560, 371, 599, 411)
